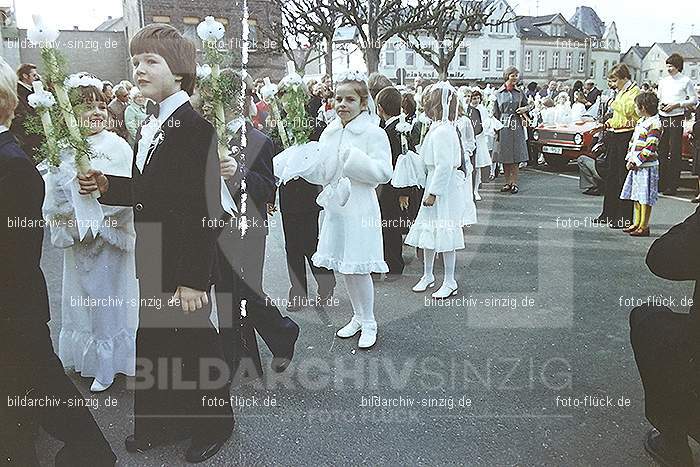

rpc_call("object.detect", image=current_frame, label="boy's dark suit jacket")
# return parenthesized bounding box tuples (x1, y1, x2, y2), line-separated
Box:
(9, 83, 44, 163)
(378, 118, 413, 222)
(0, 131, 116, 465)
(100, 101, 223, 294)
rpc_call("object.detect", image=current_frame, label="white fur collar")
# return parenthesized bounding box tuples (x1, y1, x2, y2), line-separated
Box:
(325, 110, 376, 136)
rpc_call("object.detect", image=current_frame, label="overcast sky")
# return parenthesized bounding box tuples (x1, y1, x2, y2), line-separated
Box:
(14, 0, 700, 52)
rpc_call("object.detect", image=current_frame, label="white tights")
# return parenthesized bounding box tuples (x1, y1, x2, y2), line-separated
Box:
(422, 249, 457, 286)
(343, 273, 375, 325)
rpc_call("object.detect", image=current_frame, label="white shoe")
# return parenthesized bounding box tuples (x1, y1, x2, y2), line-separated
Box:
(431, 282, 459, 299)
(358, 322, 377, 349)
(336, 318, 362, 338)
(90, 378, 112, 392)
(412, 275, 435, 292)
(474, 192, 482, 201)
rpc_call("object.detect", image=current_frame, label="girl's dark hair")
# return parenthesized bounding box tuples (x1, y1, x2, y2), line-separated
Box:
(634, 91, 659, 116)
(76, 85, 107, 104)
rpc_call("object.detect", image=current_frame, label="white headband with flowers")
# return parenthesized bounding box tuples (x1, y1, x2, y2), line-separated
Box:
(63, 73, 105, 90)
(335, 70, 368, 83)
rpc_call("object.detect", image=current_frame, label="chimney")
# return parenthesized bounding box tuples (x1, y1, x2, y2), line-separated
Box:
(73, 25, 79, 30)
(107, 16, 112, 20)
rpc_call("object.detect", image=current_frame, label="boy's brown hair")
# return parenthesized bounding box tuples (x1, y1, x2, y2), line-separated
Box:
(375, 86, 402, 117)
(130, 23, 196, 95)
(634, 91, 659, 116)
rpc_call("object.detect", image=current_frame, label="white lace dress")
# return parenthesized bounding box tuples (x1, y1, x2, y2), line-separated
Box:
(43, 130, 138, 385)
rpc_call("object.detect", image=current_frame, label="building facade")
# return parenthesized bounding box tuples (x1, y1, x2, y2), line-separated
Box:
(568, 6, 621, 89)
(515, 13, 591, 85)
(377, 0, 519, 85)
(122, 0, 284, 81)
(621, 44, 651, 85)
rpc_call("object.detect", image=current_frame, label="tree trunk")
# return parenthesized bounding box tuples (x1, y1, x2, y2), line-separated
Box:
(365, 47, 380, 74)
(324, 37, 333, 77)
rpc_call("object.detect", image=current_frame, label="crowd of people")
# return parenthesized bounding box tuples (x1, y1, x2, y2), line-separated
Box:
(2, 19, 700, 466)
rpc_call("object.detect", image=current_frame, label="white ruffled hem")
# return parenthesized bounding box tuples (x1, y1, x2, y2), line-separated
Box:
(405, 224, 465, 252)
(312, 253, 388, 274)
(58, 327, 136, 385)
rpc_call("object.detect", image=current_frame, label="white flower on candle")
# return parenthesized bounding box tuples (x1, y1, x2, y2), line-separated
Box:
(417, 113, 432, 125)
(196, 63, 212, 80)
(260, 77, 278, 101)
(27, 14, 59, 46)
(28, 90, 56, 109)
(396, 113, 413, 134)
(197, 16, 225, 41)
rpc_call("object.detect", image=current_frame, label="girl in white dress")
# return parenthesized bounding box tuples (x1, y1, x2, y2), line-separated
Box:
(43, 81, 138, 391)
(467, 89, 493, 200)
(283, 73, 392, 349)
(404, 82, 471, 299)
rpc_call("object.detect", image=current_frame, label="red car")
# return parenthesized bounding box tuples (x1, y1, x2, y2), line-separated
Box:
(530, 121, 605, 169)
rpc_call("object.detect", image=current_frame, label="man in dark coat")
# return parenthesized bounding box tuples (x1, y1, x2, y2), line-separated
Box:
(1, 125, 116, 465)
(9, 63, 44, 162)
(630, 205, 700, 467)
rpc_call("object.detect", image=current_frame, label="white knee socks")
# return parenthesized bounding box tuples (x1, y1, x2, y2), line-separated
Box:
(474, 169, 482, 197)
(343, 273, 375, 325)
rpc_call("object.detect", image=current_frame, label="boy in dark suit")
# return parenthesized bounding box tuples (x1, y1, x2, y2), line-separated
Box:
(78, 24, 233, 463)
(375, 86, 413, 280)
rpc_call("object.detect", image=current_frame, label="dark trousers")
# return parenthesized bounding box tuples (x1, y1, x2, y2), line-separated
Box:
(133, 283, 233, 443)
(602, 131, 634, 227)
(378, 200, 405, 276)
(281, 210, 336, 299)
(219, 232, 299, 371)
(0, 325, 116, 467)
(658, 115, 685, 193)
(630, 305, 700, 439)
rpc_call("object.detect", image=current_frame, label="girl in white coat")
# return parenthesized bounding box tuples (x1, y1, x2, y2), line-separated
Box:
(297, 73, 393, 349)
(405, 82, 470, 299)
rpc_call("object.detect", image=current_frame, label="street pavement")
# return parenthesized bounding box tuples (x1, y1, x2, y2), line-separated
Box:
(35, 166, 699, 466)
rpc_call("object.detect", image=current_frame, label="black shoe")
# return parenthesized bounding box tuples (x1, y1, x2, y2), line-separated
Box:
(692, 195, 700, 203)
(582, 188, 601, 196)
(643, 428, 693, 467)
(185, 428, 233, 464)
(271, 320, 300, 373)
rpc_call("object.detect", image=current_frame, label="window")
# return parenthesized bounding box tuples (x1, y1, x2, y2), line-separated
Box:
(603, 60, 609, 77)
(248, 19, 258, 50)
(590, 60, 596, 78)
(509, 50, 516, 67)
(482, 50, 490, 70)
(578, 53, 585, 72)
(496, 50, 504, 70)
(458, 46, 469, 68)
(152, 16, 170, 23)
(552, 51, 559, 69)
(182, 17, 201, 48)
(538, 51, 546, 71)
(566, 51, 573, 69)
(525, 50, 532, 71)
(692, 69, 698, 79)
(385, 43, 395, 66)
(405, 49, 414, 67)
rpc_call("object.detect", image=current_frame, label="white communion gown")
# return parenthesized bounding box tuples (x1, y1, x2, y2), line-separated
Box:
(43, 130, 138, 386)
(403, 121, 474, 252)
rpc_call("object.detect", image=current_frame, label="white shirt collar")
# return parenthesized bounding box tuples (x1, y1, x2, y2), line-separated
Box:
(157, 90, 189, 122)
(385, 115, 400, 127)
(0, 124, 9, 133)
